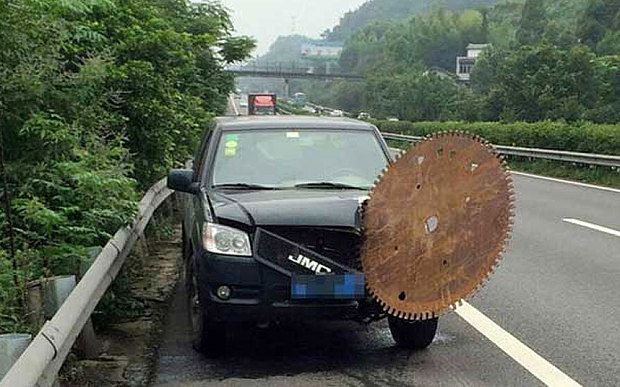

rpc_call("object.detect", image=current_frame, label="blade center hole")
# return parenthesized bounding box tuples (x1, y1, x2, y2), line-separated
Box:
(425, 215, 439, 234)
(399, 291, 406, 301)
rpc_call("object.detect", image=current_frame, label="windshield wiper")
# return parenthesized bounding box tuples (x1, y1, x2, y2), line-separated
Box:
(214, 183, 281, 190)
(294, 182, 368, 190)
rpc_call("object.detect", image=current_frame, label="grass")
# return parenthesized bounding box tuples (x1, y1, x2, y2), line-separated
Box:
(507, 159, 620, 188)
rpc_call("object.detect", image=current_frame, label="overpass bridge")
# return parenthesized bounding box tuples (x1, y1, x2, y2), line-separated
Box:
(226, 62, 363, 97)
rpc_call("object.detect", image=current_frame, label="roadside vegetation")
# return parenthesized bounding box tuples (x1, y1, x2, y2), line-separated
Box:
(379, 119, 620, 188)
(0, 0, 254, 334)
(306, 0, 620, 124)
(249, 0, 619, 126)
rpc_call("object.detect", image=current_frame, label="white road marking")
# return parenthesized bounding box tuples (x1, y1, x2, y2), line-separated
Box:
(455, 301, 582, 387)
(562, 218, 620, 238)
(512, 172, 620, 194)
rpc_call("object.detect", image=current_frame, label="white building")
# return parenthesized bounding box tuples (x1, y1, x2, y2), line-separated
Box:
(456, 43, 491, 82)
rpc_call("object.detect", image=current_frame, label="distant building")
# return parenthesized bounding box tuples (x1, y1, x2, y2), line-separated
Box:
(300, 42, 344, 60)
(456, 43, 491, 82)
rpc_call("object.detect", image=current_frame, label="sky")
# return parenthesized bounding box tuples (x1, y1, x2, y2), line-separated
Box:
(219, 0, 369, 56)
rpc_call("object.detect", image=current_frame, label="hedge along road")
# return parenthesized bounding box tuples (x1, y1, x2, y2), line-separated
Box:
(149, 154, 619, 385)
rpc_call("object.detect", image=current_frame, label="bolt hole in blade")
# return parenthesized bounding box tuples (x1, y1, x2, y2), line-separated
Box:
(470, 162, 479, 172)
(425, 215, 439, 234)
(399, 292, 406, 301)
(443, 260, 448, 266)
(416, 184, 422, 190)
(436, 148, 444, 157)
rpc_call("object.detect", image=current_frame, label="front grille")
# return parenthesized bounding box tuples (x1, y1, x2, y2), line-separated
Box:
(261, 226, 361, 269)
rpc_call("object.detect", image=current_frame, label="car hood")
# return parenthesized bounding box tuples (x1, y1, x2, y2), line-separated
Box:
(209, 189, 369, 229)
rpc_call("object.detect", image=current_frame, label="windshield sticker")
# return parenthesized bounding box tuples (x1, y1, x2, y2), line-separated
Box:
(225, 134, 239, 142)
(286, 132, 300, 138)
(224, 134, 239, 156)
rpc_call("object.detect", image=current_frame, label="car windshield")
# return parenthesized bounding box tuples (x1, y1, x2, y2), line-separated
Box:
(212, 129, 388, 190)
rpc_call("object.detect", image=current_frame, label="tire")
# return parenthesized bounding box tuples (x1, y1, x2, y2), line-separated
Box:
(181, 224, 190, 261)
(186, 258, 226, 356)
(182, 225, 191, 288)
(388, 316, 438, 350)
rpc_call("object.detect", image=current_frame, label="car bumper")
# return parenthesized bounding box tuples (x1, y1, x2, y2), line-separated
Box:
(196, 250, 360, 323)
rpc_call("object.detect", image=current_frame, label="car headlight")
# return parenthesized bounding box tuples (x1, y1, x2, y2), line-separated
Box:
(204, 223, 252, 257)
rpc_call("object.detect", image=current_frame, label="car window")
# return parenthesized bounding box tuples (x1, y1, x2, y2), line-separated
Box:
(211, 129, 388, 189)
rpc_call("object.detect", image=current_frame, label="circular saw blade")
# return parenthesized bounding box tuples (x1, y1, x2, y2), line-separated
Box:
(361, 131, 515, 320)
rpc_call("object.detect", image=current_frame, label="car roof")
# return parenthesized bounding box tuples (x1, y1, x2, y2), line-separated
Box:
(215, 116, 377, 131)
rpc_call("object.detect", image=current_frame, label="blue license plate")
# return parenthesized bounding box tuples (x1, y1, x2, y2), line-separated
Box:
(291, 273, 365, 300)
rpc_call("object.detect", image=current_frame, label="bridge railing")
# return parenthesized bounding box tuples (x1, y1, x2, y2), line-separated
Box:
(0, 179, 173, 387)
(226, 61, 363, 79)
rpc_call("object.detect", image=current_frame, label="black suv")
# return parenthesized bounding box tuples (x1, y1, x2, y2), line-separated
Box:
(168, 116, 438, 354)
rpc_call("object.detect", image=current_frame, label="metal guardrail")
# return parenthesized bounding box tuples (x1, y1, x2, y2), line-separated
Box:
(381, 132, 620, 168)
(228, 94, 240, 116)
(0, 179, 173, 387)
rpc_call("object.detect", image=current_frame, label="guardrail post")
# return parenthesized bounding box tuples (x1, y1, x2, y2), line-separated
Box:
(75, 320, 99, 360)
(43, 276, 76, 319)
(25, 280, 45, 329)
(0, 334, 32, 380)
(42, 275, 100, 360)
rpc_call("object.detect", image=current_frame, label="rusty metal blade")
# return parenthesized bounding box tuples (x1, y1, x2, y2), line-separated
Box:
(361, 132, 514, 320)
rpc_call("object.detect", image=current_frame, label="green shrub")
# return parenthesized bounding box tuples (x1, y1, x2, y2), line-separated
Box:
(374, 120, 620, 155)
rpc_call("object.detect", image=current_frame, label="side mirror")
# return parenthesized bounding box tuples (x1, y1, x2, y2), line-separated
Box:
(167, 169, 200, 194)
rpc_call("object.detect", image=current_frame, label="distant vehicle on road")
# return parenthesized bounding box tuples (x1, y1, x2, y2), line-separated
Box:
(387, 117, 399, 122)
(357, 112, 371, 120)
(167, 116, 438, 355)
(330, 109, 344, 117)
(248, 93, 277, 115)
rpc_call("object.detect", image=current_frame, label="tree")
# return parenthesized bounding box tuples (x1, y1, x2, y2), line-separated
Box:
(577, 0, 620, 52)
(517, 0, 548, 46)
(473, 44, 597, 122)
(0, 0, 254, 333)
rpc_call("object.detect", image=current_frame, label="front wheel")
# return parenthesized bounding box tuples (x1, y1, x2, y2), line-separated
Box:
(388, 316, 438, 350)
(187, 259, 226, 356)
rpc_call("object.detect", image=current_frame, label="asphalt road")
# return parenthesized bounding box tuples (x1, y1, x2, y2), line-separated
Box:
(151, 173, 619, 386)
